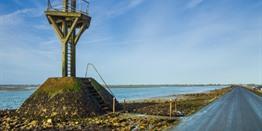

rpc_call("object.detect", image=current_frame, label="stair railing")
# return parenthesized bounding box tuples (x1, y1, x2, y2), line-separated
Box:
(85, 63, 114, 96)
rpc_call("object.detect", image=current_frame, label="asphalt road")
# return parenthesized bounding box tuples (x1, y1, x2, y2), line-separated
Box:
(172, 87, 262, 131)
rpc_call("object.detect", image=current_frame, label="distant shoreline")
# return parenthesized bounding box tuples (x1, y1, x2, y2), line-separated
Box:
(109, 84, 228, 88)
(0, 84, 227, 87)
(0, 84, 228, 91)
(1, 84, 259, 91)
(0, 85, 39, 87)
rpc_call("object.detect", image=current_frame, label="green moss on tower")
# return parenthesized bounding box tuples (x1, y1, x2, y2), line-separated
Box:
(35, 77, 81, 97)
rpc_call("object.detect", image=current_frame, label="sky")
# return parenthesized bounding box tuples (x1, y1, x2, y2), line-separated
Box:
(0, 0, 261, 85)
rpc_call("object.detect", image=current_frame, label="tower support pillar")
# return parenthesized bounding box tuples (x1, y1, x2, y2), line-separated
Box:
(70, 36, 76, 77)
(62, 20, 68, 77)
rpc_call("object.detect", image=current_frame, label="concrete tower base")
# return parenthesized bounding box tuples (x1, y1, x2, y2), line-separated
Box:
(17, 77, 121, 118)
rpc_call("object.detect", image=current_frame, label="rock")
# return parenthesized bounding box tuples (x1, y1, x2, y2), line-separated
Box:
(113, 122, 120, 127)
(131, 125, 139, 131)
(29, 120, 38, 127)
(47, 119, 52, 124)
(51, 112, 58, 117)
(42, 109, 47, 113)
(175, 111, 185, 117)
(6, 117, 10, 122)
(139, 125, 145, 129)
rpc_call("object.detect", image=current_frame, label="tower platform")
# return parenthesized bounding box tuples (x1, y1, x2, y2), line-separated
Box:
(45, 10, 91, 28)
(17, 77, 122, 118)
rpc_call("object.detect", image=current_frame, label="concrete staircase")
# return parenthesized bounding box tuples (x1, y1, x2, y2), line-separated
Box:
(83, 79, 111, 113)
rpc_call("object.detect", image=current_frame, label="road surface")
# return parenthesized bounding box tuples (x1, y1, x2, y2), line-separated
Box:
(173, 87, 262, 131)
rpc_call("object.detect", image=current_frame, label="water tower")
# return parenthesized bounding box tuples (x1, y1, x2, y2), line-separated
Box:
(45, 0, 91, 77)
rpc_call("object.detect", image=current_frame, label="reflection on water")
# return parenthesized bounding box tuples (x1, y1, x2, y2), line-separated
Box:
(0, 86, 225, 109)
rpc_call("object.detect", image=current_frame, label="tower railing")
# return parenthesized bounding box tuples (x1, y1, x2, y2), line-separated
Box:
(47, 0, 90, 15)
(85, 63, 114, 96)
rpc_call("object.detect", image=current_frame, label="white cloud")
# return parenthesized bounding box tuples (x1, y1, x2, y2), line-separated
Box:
(33, 24, 51, 30)
(187, 0, 204, 8)
(91, 0, 145, 28)
(128, 0, 145, 8)
(0, 9, 31, 25)
(84, 37, 113, 45)
(106, 0, 145, 17)
(0, 8, 40, 26)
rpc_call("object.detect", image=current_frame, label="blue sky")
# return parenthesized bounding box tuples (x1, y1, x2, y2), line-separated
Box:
(0, 0, 261, 84)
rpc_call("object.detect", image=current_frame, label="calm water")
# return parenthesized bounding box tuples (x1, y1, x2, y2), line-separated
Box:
(0, 85, 225, 109)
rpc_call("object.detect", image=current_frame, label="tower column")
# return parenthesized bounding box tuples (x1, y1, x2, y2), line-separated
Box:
(62, 20, 68, 77)
(70, 40, 76, 77)
(63, 0, 69, 11)
(62, 44, 68, 77)
(70, 0, 77, 77)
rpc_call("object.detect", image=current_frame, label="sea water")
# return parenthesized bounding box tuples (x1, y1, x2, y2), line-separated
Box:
(0, 85, 225, 109)
(112, 86, 225, 101)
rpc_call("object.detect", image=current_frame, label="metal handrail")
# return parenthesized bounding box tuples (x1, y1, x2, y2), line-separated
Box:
(47, 0, 90, 15)
(85, 63, 114, 96)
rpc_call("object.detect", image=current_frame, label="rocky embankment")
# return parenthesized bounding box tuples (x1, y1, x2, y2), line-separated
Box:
(0, 110, 176, 130)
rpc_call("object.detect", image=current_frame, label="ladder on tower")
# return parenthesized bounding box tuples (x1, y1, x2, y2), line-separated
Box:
(67, 43, 72, 76)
